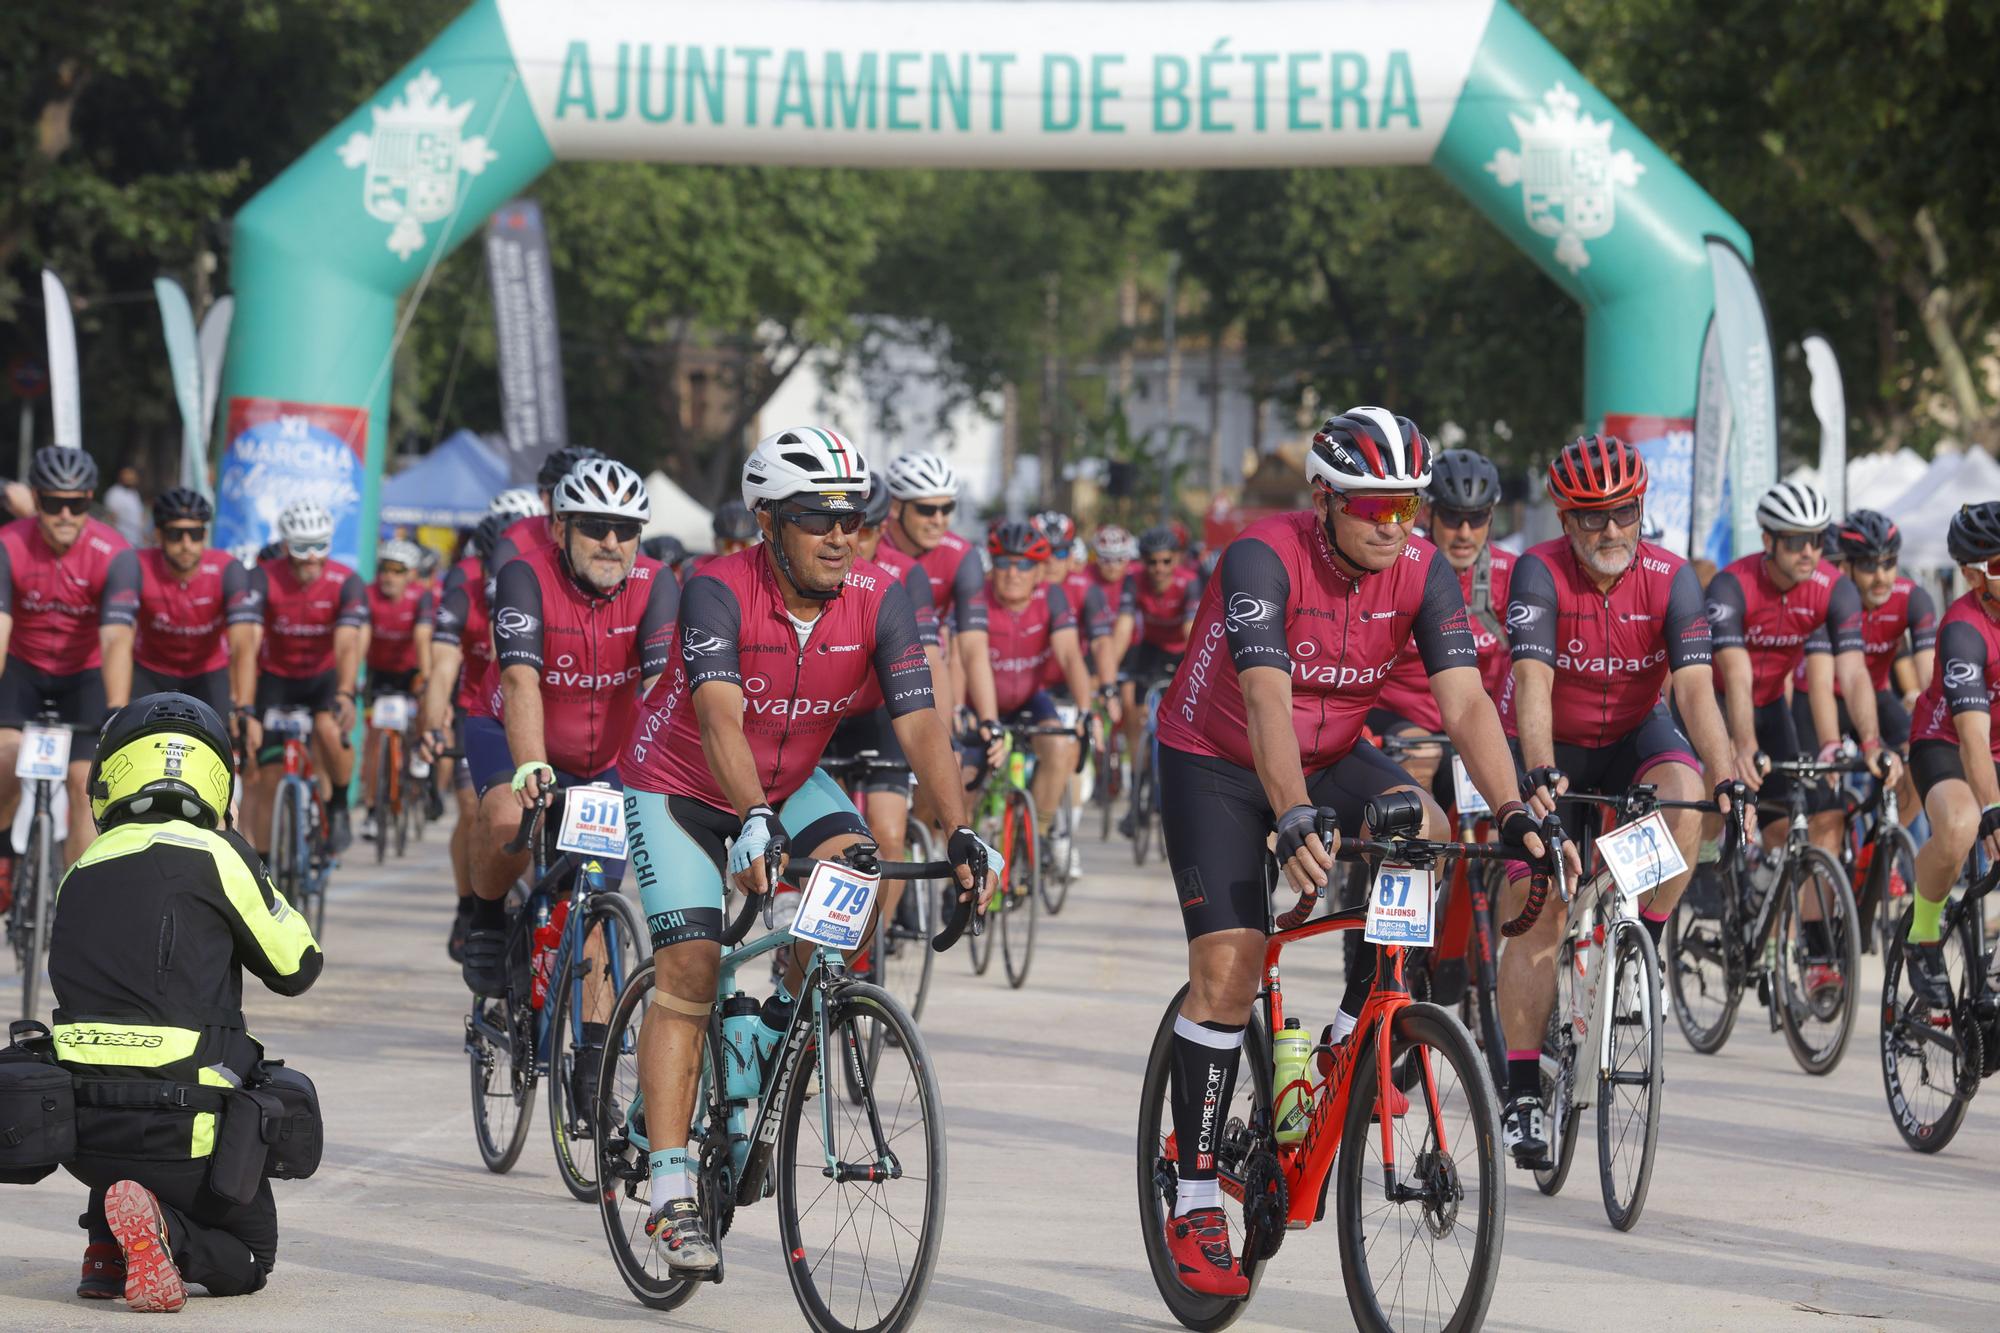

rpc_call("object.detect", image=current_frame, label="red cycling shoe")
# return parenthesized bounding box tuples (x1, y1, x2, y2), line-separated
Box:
(1165, 1206, 1248, 1297)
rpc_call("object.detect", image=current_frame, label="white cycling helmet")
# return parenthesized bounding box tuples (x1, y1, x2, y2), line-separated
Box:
(1756, 481, 1832, 533)
(1306, 407, 1433, 494)
(490, 487, 544, 520)
(742, 427, 869, 511)
(276, 500, 334, 548)
(1093, 524, 1139, 562)
(378, 538, 424, 570)
(885, 449, 960, 500)
(553, 458, 651, 521)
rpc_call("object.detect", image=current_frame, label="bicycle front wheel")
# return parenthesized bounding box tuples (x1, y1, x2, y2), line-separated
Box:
(1041, 801, 1074, 916)
(1879, 906, 1981, 1153)
(17, 805, 54, 1021)
(777, 981, 944, 1333)
(1335, 1003, 1504, 1333)
(877, 818, 935, 1025)
(371, 733, 393, 864)
(1597, 921, 1663, 1231)
(1774, 846, 1861, 1075)
(467, 988, 536, 1174)
(548, 891, 646, 1201)
(1000, 789, 1039, 989)
(1131, 763, 1155, 866)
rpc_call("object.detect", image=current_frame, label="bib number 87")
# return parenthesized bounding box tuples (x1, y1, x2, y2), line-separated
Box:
(1378, 873, 1415, 908)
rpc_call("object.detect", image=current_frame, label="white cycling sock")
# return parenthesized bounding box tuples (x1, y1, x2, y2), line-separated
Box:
(1327, 1008, 1358, 1046)
(648, 1146, 690, 1212)
(1175, 1177, 1222, 1215)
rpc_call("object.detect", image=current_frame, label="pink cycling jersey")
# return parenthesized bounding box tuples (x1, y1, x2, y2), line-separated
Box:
(1502, 538, 1712, 748)
(1794, 577, 1937, 698)
(1120, 566, 1202, 653)
(1158, 511, 1475, 772)
(1061, 568, 1113, 641)
(882, 526, 983, 633)
(431, 557, 493, 713)
(846, 543, 938, 714)
(1705, 554, 1864, 707)
(236, 557, 368, 679)
(625, 548, 933, 810)
(365, 581, 434, 676)
(104, 547, 245, 678)
(479, 543, 675, 776)
(1910, 591, 2000, 758)
(1375, 547, 1515, 732)
(0, 516, 138, 675)
(967, 580, 1077, 715)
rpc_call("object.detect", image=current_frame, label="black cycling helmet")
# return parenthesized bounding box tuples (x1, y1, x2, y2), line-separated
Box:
(860, 473, 892, 528)
(1947, 502, 2000, 567)
(535, 444, 606, 491)
(29, 445, 97, 494)
(151, 486, 213, 528)
(640, 534, 687, 566)
(88, 692, 235, 831)
(1833, 509, 1901, 562)
(1426, 449, 1502, 511)
(988, 518, 1052, 562)
(1137, 525, 1180, 558)
(468, 512, 509, 561)
(712, 499, 759, 544)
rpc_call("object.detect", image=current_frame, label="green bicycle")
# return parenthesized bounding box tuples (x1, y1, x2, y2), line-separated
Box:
(963, 720, 1079, 987)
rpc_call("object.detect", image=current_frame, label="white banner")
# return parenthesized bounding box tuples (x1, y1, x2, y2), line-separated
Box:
(495, 0, 1494, 169)
(198, 295, 235, 448)
(1803, 333, 1845, 520)
(1690, 315, 1731, 564)
(1707, 238, 1776, 558)
(41, 269, 80, 450)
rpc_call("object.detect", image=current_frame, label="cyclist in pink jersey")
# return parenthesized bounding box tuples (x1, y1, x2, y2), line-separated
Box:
(681, 500, 761, 586)
(484, 447, 599, 590)
(1901, 503, 2000, 1003)
(1151, 409, 1547, 1296)
(881, 450, 991, 722)
(0, 447, 139, 873)
(1116, 525, 1203, 834)
(104, 488, 251, 727)
(621, 428, 995, 1270)
(1089, 523, 1138, 620)
(1497, 434, 1738, 1167)
(235, 500, 368, 855)
(1038, 510, 1120, 687)
(357, 538, 434, 841)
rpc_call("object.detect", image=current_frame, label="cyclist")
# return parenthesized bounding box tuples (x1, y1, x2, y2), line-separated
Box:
(0, 446, 140, 879)
(882, 450, 990, 723)
(1039, 510, 1120, 686)
(1498, 434, 1738, 1168)
(109, 487, 250, 725)
(1371, 449, 1513, 795)
(458, 458, 677, 1002)
(1089, 524, 1138, 612)
(640, 533, 689, 581)
(1152, 408, 1546, 1295)
(682, 500, 760, 583)
(621, 426, 996, 1270)
(1706, 481, 1902, 856)
(486, 446, 603, 583)
(1115, 525, 1201, 835)
(1902, 502, 2000, 1005)
(358, 538, 434, 842)
(234, 500, 369, 855)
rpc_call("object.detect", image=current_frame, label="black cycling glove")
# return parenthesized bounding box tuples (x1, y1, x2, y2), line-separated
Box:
(1520, 766, 1564, 801)
(1274, 804, 1325, 865)
(1980, 805, 2000, 843)
(1495, 800, 1542, 854)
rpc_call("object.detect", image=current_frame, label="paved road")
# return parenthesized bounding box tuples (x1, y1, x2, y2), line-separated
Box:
(4, 819, 1997, 1331)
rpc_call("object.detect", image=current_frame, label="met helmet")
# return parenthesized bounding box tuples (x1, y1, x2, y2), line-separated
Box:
(29, 445, 98, 494)
(490, 487, 543, 520)
(1426, 449, 1501, 511)
(1137, 525, 1180, 558)
(989, 519, 1052, 562)
(1947, 502, 2000, 567)
(1033, 510, 1077, 552)
(1307, 408, 1432, 494)
(468, 513, 509, 561)
(1834, 510, 1901, 562)
(1755, 481, 1832, 534)
(88, 693, 235, 830)
(553, 458, 650, 521)
(536, 445, 605, 491)
(712, 500, 759, 544)
(885, 450, 960, 500)
(742, 427, 868, 511)
(641, 534, 688, 566)
(277, 500, 334, 548)
(1547, 434, 1647, 510)
(152, 487, 213, 528)
(1093, 525, 1138, 561)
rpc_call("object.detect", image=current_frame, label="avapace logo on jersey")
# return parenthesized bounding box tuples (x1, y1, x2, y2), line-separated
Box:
(1557, 644, 1666, 675)
(543, 662, 644, 692)
(1290, 638, 1394, 689)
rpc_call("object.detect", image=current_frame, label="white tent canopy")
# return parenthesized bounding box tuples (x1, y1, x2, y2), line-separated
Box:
(642, 470, 712, 545)
(1879, 448, 2000, 571)
(1785, 447, 1929, 513)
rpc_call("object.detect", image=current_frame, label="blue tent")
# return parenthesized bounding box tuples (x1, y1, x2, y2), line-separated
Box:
(378, 430, 507, 528)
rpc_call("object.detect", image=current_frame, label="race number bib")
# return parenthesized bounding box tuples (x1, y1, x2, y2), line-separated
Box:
(1363, 863, 1437, 947)
(791, 860, 880, 951)
(556, 784, 628, 859)
(262, 707, 312, 737)
(1450, 754, 1491, 817)
(370, 694, 413, 730)
(14, 724, 70, 781)
(1597, 812, 1688, 911)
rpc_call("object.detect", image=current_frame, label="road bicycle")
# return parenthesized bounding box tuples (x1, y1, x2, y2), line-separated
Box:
(816, 748, 937, 1041)
(1129, 678, 1170, 866)
(364, 688, 418, 863)
(1137, 795, 1540, 1333)
(1880, 858, 1999, 1153)
(962, 721, 1076, 987)
(463, 785, 644, 1199)
(263, 707, 338, 942)
(5, 707, 67, 1020)
(1840, 768, 1918, 958)
(1665, 755, 1864, 1075)
(592, 840, 980, 1330)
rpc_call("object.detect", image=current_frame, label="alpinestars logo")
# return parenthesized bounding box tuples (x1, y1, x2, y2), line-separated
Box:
(1225, 593, 1279, 632)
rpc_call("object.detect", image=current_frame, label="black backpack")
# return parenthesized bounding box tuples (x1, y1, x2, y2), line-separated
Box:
(0, 1020, 76, 1184)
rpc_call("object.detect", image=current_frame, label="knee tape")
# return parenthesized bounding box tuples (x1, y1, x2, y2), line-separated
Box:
(650, 989, 710, 1018)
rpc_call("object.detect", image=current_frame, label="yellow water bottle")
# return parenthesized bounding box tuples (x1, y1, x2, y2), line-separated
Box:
(1272, 1019, 1314, 1144)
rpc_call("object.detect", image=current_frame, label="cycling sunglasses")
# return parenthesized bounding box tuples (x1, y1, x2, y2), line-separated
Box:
(286, 540, 331, 558)
(571, 516, 643, 543)
(778, 505, 863, 537)
(1569, 502, 1642, 532)
(376, 562, 409, 576)
(37, 493, 91, 516)
(1771, 530, 1825, 553)
(1144, 555, 1179, 569)
(906, 500, 956, 518)
(1984, 554, 2000, 577)
(1432, 506, 1493, 531)
(160, 524, 207, 545)
(991, 555, 1041, 572)
(1847, 556, 1895, 575)
(1333, 490, 1423, 526)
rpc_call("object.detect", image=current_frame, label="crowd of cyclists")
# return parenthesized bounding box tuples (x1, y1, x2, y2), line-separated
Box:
(6, 405, 1998, 1327)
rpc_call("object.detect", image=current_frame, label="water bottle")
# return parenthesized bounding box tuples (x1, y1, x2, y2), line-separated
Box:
(718, 993, 763, 1100)
(528, 897, 569, 1011)
(409, 753, 431, 781)
(1272, 1019, 1314, 1144)
(753, 989, 796, 1077)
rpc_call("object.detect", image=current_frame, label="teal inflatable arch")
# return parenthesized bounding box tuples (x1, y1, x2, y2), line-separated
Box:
(217, 0, 1751, 569)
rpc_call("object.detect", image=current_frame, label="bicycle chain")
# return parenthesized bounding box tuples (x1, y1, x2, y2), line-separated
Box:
(1239, 1147, 1288, 1261)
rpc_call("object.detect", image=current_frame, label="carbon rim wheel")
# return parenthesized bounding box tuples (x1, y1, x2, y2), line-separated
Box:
(1001, 790, 1038, 990)
(468, 983, 536, 1174)
(1879, 907, 1977, 1154)
(1664, 864, 1742, 1054)
(1597, 922, 1663, 1231)
(548, 893, 645, 1201)
(1534, 1001, 1579, 1198)
(1774, 847, 1860, 1075)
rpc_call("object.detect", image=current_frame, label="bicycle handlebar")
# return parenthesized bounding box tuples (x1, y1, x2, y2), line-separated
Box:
(719, 842, 985, 951)
(1762, 753, 1875, 777)
(504, 790, 552, 856)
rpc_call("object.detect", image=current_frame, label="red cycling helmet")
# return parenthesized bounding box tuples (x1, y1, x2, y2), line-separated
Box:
(1547, 434, 1647, 510)
(988, 518, 1052, 562)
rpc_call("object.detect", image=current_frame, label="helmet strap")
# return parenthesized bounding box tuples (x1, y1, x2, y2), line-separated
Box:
(555, 530, 625, 603)
(1320, 509, 1370, 582)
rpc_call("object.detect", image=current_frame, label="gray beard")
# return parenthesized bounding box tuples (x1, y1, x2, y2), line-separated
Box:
(1576, 540, 1633, 580)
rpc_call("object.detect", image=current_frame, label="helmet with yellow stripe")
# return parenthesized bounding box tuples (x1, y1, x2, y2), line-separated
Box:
(88, 693, 236, 831)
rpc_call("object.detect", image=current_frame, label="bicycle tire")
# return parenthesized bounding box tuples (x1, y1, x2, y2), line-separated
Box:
(1041, 801, 1073, 916)
(1132, 764, 1154, 866)
(1335, 1003, 1504, 1333)
(1135, 984, 1270, 1332)
(1879, 906, 1980, 1153)
(18, 804, 53, 1021)
(371, 731, 392, 865)
(1774, 846, 1861, 1075)
(270, 782, 304, 925)
(1873, 824, 1919, 960)
(306, 794, 329, 943)
(391, 732, 410, 859)
(1665, 860, 1743, 1054)
(967, 812, 995, 975)
(777, 980, 944, 1333)
(877, 820, 935, 1025)
(1533, 1003, 1580, 1198)
(468, 987, 536, 1175)
(1001, 788, 1038, 990)
(548, 892, 646, 1202)
(1597, 921, 1663, 1231)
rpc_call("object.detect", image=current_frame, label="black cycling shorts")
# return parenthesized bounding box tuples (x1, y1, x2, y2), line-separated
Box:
(1753, 697, 1841, 822)
(1534, 702, 1699, 845)
(1364, 707, 1460, 811)
(822, 706, 911, 795)
(0, 659, 108, 737)
(1002, 690, 1061, 729)
(1122, 642, 1184, 691)
(254, 670, 339, 718)
(365, 668, 421, 699)
(132, 665, 231, 720)
(1160, 740, 1415, 940)
(1910, 739, 1967, 806)
(1792, 687, 1909, 752)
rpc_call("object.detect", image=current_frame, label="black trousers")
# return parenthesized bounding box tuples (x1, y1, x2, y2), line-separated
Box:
(67, 1155, 277, 1296)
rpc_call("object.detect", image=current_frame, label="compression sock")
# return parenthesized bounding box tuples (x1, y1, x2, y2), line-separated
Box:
(1169, 1015, 1243, 1216)
(1800, 919, 1834, 958)
(454, 895, 475, 919)
(1908, 894, 1946, 945)
(1508, 1052, 1542, 1100)
(1339, 939, 1377, 1019)
(649, 1146, 690, 1212)
(1641, 906, 1670, 948)
(470, 894, 506, 931)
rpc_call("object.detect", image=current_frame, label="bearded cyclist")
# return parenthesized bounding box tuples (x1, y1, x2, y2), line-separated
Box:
(108, 487, 250, 726)
(1152, 408, 1548, 1296)
(1497, 434, 1739, 1167)
(358, 538, 433, 841)
(1116, 526, 1201, 836)
(621, 427, 996, 1271)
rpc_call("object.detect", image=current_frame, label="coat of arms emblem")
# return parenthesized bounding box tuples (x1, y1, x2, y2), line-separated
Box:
(337, 70, 498, 260)
(1484, 82, 1643, 274)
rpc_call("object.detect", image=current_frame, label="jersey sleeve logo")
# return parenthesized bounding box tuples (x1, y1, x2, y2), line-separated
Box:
(494, 607, 537, 639)
(1222, 592, 1278, 632)
(683, 628, 730, 656)
(1945, 659, 1981, 688)
(1506, 602, 1543, 630)
(1704, 599, 1735, 627)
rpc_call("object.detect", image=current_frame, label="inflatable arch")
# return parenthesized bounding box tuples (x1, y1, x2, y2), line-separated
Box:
(217, 0, 1751, 568)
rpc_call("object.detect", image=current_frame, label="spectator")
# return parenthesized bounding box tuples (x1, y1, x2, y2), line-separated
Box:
(104, 463, 145, 545)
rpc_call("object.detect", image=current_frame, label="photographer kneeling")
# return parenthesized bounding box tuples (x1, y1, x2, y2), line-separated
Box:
(49, 693, 322, 1311)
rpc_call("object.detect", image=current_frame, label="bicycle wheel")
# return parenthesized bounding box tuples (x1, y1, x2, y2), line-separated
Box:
(391, 733, 410, 858)
(1533, 1003, 1580, 1198)
(1135, 985, 1272, 1332)
(967, 809, 995, 977)
(777, 981, 944, 1333)
(1870, 825, 1920, 959)
(1041, 801, 1074, 916)
(1000, 789, 1039, 990)
(1879, 906, 1982, 1153)
(548, 892, 646, 1202)
(1131, 763, 1155, 866)
(1664, 860, 1743, 1053)
(877, 820, 935, 1024)
(1774, 847, 1860, 1075)
(594, 960, 701, 1311)
(467, 975, 537, 1175)
(371, 733, 392, 865)
(269, 782, 305, 921)
(1335, 1003, 1504, 1333)
(17, 804, 53, 1021)
(1597, 921, 1663, 1231)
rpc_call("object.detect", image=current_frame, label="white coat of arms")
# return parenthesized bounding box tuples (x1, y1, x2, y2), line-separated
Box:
(337, 70, 497, 261)
(1484, 82, 1643, 274)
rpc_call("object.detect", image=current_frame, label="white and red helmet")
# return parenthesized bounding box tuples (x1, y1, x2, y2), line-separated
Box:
(1306, 407, 1432, 494)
